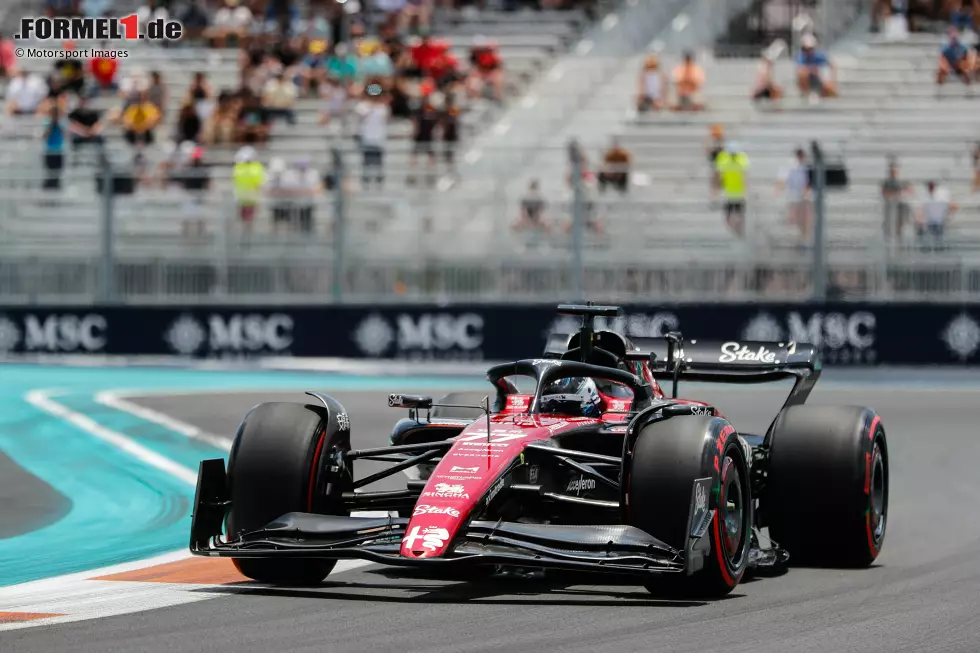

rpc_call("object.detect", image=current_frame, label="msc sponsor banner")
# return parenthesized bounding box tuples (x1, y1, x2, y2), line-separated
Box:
(0, 303, 979, 365)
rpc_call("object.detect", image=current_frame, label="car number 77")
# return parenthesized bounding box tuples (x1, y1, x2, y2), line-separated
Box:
(456, 432, 528, 443)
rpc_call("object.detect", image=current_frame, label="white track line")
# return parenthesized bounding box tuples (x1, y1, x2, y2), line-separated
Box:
(7, 387, 379, 631)
(100, 388, 419, 481)
(25, 389, 198, 486)
(95, 390, 233, 451)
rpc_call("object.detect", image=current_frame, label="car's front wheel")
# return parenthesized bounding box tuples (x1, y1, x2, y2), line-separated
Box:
(226, 400, 352, 585)
(627, 415, 752, 598)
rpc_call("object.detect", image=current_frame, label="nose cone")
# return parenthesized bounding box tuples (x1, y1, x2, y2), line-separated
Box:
(400, 524, 452, 558)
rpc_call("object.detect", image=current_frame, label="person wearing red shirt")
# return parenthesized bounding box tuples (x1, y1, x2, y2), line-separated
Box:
(467, 38, 503, 102)
(0, 32, 17, 79)
(89, 43, 119, 96)
(410, 35, 447, 78)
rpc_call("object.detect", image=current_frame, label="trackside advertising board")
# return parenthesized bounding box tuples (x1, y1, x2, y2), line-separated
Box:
(0, 303, 976, 365)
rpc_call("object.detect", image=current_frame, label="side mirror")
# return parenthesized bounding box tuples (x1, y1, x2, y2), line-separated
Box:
(388, 394, 433, 409)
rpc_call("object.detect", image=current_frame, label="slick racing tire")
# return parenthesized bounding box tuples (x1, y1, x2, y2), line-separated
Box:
(765, 405, 888, 568)
(430, 392, 493, 420)
(227, 400, 352, 585)
(627, 415, 752, 598)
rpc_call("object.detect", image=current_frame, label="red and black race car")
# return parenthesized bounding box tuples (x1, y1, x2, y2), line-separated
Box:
(190, 303, 888, 597)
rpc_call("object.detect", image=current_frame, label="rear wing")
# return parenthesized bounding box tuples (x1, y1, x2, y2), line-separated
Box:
(544, 332, 821, 408)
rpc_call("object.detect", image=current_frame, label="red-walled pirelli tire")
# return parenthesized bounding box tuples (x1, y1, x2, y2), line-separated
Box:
(227, 401, 352, 585)
(765, 405, 888, 568)
(628, 416, 752, 598)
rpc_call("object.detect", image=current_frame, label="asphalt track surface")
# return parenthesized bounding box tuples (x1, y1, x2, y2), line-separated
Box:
(0, 452, 71, 539)
(7, 380, 980, 653)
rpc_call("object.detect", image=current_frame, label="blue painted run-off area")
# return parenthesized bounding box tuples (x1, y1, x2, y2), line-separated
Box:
(0, 364, 480, 588)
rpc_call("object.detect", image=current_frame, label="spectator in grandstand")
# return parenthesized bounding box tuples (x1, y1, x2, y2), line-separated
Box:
(936, 26, 975, 90)
(796, 34, 838, 103)
(233, 145, 265, 233)
(0, 32, 17, 79)
(178, 145, 211, 237)
(88, 44, 120, 96)
(328, 42, 360, 87)
(4, 71, 47, 116)
(206, 0, 253, 47)
(872, 0, 910, 40)
(37, 77, 69, 118)
(122, 90, 162, 151)
(408, 92, 441, 187)
(777, 148, 812, 245)
(636, 54, 666, 114)
(356, 83, 391, 189)
(203, 91, 239, 144)
(513, 180, 550, 233)
(67, 96, 105, 161)
(46, 0, 79, 17)
(178, 0, 211, 42)
(440, 92, 461, 181)
(287, 158, 322, 233)
(671, 51, 705, 112)
(359, 39, 396, 80)
(881, 157, 913, 243)
(54, 42, 85, 97)
(468, 37, 504, 102)
(117, 68, 147, 109)
(916, 180, 957, 250)
(176, 100, 202, 143)
(318, 75, 349, 132)
(263, 71, 298, 125)
(566, 140, 602, 235)
(186, 71, 215, 122)
(236, 91, 270, 144)
(706, 124, 726, 201)
(147, 70, 169, 120)
(949, 0, 977, 34)
(267, 157, 292, 231)
(40, 104, 67, 191)
(715, 141, 749, 238)
(136, 0, 169, 25)
(972, 142, 980, 191)
(300, 39, 329, 96)
(597, 138, 631, 194)
(751, 53, 783, 103)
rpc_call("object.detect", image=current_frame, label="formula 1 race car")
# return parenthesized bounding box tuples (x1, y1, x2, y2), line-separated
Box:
(190, 303, 889, 597)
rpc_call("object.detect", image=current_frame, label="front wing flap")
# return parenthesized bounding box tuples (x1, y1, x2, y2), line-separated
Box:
(190, 459, 686, 577)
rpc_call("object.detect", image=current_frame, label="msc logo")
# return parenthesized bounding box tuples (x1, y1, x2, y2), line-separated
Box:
(0, 313, 107, 353)
(164, 313, 293, 356)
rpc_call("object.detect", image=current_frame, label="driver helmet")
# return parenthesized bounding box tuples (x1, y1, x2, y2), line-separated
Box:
(539, 378, 602, 418)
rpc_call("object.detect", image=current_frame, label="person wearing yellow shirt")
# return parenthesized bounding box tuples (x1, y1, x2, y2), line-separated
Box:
(233, 146, 266, 232)
(715, 142, 749, 237)
(122, 91, 161, 150)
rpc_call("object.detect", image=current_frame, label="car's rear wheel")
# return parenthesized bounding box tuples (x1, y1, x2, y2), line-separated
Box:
(627, 415, 752, 598)
(227, 400, 352, 585)
(764, 405, 888, 567)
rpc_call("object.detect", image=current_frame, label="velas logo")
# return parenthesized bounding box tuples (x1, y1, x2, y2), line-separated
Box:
(16, 15, 183, 41)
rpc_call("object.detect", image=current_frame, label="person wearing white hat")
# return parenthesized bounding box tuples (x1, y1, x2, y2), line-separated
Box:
(795, 33, 837, 103)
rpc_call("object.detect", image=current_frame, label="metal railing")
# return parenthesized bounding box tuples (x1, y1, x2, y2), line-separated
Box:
(0, 141, 977, 304)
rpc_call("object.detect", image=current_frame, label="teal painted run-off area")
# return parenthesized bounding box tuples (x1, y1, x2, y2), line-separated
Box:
(0, 364, 479, 588)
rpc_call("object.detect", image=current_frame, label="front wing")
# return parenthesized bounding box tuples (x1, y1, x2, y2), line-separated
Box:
(190, 459, 703, 577)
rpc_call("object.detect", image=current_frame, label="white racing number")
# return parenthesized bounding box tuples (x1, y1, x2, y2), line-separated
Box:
(456, 431, 528, 444)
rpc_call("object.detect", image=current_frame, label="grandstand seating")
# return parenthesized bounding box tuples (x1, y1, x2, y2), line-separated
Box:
(549, 32, 980, 263)
(0, 6, 589, 263)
